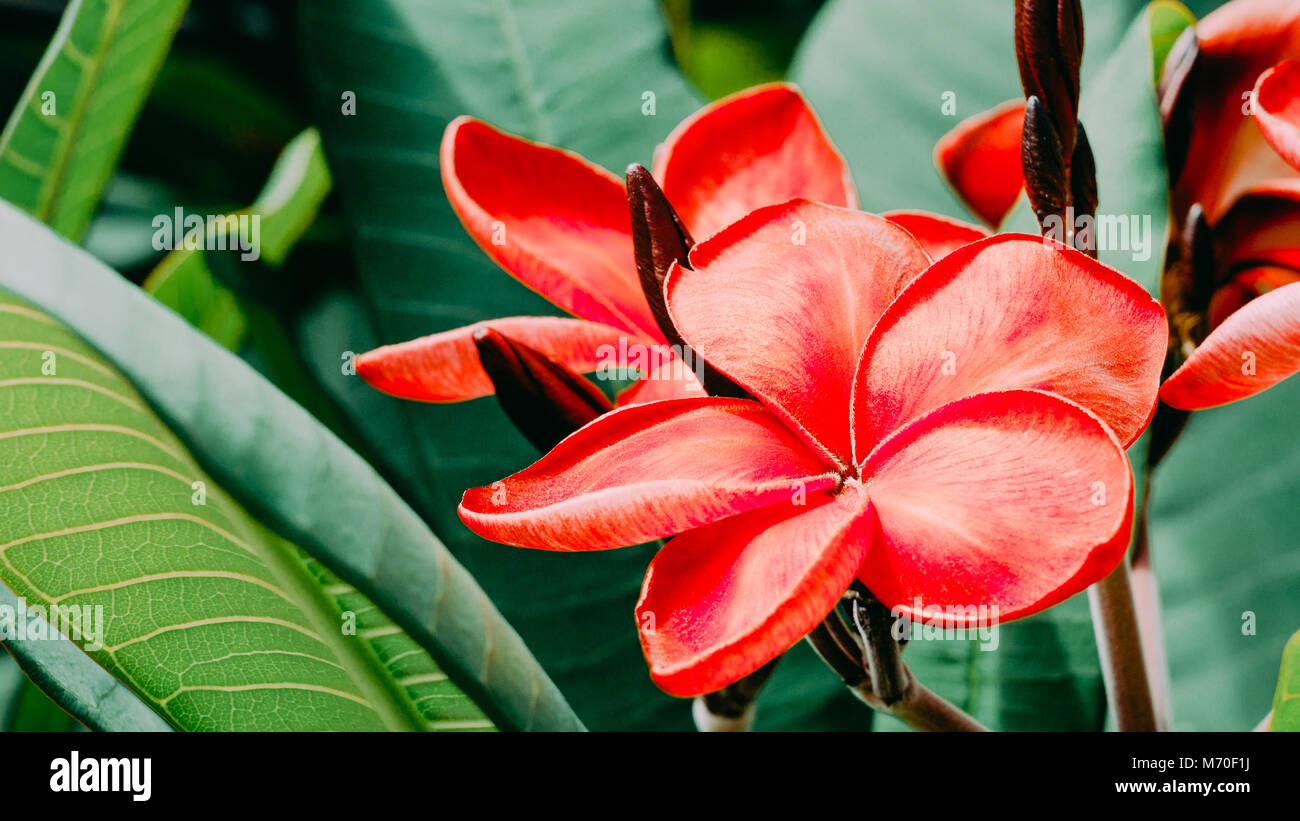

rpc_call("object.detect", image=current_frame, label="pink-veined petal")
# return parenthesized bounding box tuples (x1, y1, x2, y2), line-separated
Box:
(458, 398, 838, 550)
(637, 486, 869, 696)
(1161, 280, 1300, 410)
(884, 210, 990, 260)
(355, 317, 631, 402)
(667, 199, 931, 466)
(858, 390, 1133, 625)
(442, 116, 660, 338)
(653, 83, 857, 240)
(852, 234, 1166, 458)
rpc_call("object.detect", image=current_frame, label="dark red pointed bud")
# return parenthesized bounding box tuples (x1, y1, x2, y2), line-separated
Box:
(625, 164, 748, 399)
(473, 326, 611, 452)
(1071, 124, 1097, 215)
(1182, 203, 1215, 306)
(1022, 95, 1067, 225)
(626, 164, 692, 350)
(1015, 0, 1083, 159)
(1157, 26, 1199, 189)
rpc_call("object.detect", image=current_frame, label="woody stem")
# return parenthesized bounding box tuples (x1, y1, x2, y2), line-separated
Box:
(1130, 476, 1173, 730)
(1088, 557, 1159, 731)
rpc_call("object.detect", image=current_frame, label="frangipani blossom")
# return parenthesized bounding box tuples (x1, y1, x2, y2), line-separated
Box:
(459, 200, 1167, 695)
(1158, 0, 1300, 410)
(354, 83, 856, 408)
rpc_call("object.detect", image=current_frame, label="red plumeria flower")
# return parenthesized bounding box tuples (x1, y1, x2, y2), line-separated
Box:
(1158, 0, 1300, 409)
(354, 83, 856, 408)
(458, 200, 1167, 695)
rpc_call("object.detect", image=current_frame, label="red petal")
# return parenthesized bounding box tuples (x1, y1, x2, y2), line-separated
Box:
(653, 83, 857, 240)
(667, 199, 931, 466)
(614, 365, 705, 406)
(858, 390, 1133, 624)
(1208, 265, 1300, 329)
(1173, 0, 1300, 223)
(355, 317, 629, 402)
(458, 398, 838, 550)
(636, 485, 869, 696)
(1214, 179, 1300, 280)
(933, 99, 1025, 228)
(884, 210, 990, 260)
(442, 117, 660, 338)
(1161, 281, 1300, 410)
(1254, 60, 1300, 170)
(853, 234, 1166, 458)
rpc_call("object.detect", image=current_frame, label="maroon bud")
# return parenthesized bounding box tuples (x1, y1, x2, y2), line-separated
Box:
(1022, 95, 1067, 226)
(1182, 203, 1215, 306)
(1015, 0, 1083, 160)
(625, 163, 748, 399)
(626, 164, 692, 349)
(473, 326, 611, 452)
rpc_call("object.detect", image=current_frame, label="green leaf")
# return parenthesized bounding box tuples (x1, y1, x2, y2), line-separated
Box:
(0, 0, 189, 241)
(2, 585, 170, 731)
(1150, 377, 1300, 730)
(0, 199, 581, 731)
(143, 128, 333, 351)
(0, 290, 479, 731)
(296, 0, 871, 730)
(1269, 630, 1300, 731)
(1148, 0, 1196, 83)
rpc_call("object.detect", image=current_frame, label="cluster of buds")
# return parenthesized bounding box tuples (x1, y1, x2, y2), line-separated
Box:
(1015, 0, 1098, 253)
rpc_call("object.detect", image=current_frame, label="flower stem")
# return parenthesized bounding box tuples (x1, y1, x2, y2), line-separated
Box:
(807, 600, 987, 732)
(693, 656, 782, 731)
(1088, 558, 1159, 731)
(1130, 487, 1172, 730)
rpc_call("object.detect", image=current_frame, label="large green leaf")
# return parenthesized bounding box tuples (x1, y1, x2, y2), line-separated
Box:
(0, 0, 189, 241)
(294, 0, 873, 730)
(0, 288, 487, 730)
(2, 585, 170, 732)
(1150, 377, 1300, 730)
(0, 199, 581, 731)
(1269, 629, 1300, 731)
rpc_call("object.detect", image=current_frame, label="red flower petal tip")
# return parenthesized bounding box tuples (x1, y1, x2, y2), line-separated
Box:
(934, 99, 1026, 228)
(1254, 60, 1300, 171)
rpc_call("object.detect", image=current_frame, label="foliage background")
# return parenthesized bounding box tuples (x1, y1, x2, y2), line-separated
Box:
(2, 0, 1293, 733)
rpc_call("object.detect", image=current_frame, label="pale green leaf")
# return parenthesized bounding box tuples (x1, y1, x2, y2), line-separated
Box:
(0, 0, 189, 241)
